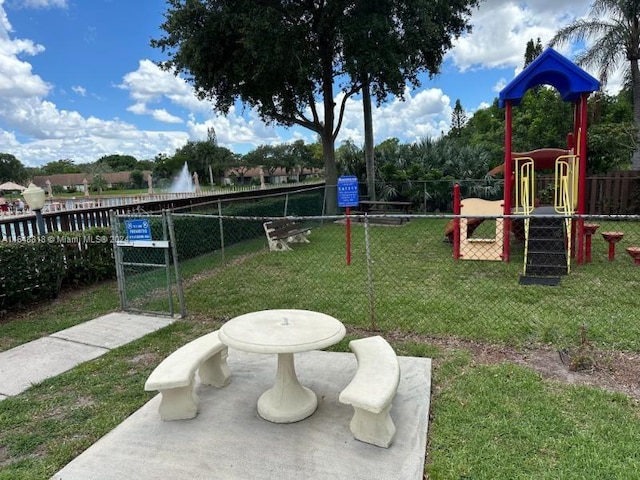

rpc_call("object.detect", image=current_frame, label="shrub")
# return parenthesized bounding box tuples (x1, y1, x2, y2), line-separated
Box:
(0, 227, 116, 312)
(48, 228, 116, 285)
(0, 241, 64, 310)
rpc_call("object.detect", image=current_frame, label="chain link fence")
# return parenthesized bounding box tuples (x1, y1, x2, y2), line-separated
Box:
(110, 212, 184, 317)
(112, 182, 639, 353)
(117, 209, 638, 352)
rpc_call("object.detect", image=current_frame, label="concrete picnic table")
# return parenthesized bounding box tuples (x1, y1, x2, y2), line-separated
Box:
(218, 309, 346, 423)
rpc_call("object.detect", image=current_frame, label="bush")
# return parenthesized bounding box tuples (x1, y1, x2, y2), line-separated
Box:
(0, 227, 116, 312)
(49, 228, 116, 285)
(0, 241, 64, 310)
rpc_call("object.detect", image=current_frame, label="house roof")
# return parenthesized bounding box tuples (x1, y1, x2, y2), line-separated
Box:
(224, 167, 321, 177)
(499, 48, 600, 108)
(33, 171, 151, 187)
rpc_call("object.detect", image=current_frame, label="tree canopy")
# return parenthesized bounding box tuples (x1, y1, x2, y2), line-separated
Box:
(40, 159, 82, 175)
(0, 153, 26, 184)
(549, 0, 640, 169)
(154, 140, 237, 184)
(152, 0, 478, 212)
(96, 154, 138, 172)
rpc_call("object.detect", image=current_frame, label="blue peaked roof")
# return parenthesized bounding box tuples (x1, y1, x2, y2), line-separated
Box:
(498, 48, 600, 108)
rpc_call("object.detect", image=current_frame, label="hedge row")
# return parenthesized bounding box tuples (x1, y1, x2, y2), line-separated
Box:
(0, 227, 116, 311)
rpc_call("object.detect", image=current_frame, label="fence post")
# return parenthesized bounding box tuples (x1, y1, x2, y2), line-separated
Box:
(218, 199, 226, 266)
(453, 184, 461, 260)
(284, 193, 289, 216)
(166, 211, 186, 318)
(110, 210, 127, 311)
(162, 211, 175, 317)
(364, 214, 377, 330)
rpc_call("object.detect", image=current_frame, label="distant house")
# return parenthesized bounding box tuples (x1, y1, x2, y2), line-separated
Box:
(223, 166, 322, 186)
(33, 171, 152, 192)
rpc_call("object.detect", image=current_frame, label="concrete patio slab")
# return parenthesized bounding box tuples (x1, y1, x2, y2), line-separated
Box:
(51, 312, 175, 349)
(52, 350, 432, 480)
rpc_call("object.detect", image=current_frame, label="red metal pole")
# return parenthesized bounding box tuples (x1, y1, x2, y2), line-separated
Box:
(585, 233, 592, 263)
(567, 131, 577, 259)
(577, 94, 589, 265)
(346, 206, 351, 266)
(503, 101, 513, 262)
(453, 184, 460, 260)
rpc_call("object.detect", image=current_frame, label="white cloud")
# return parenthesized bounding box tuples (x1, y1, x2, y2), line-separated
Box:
(186, 106, 283, 149)
(449, 0, 592, 72)
(119, 59, 208, 113)
(15, 0, 67, 8)
(0, 0, 624, 169)
(125, 100, 183, 124)
(334, 87, 452, 146)
(0, 4, 194, 166)
(120, 59, 285, 148)
(72, 85, 86, 96)
(493, 78, 507, 93)
(151, 109, 183, 124)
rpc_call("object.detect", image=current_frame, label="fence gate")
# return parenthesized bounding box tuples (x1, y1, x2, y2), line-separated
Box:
(110, 211, 185, 317)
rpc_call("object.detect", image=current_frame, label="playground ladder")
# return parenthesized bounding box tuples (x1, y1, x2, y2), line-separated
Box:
(514, 154, 574, 284)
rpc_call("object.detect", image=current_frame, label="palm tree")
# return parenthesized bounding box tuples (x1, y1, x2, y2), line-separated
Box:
(549, 0, 640, 169)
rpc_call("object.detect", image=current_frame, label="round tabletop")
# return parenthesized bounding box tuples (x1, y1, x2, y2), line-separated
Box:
(219, 309, 346, 354)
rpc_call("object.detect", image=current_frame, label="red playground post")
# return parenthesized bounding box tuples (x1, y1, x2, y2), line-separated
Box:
(602, 231, 624, 261)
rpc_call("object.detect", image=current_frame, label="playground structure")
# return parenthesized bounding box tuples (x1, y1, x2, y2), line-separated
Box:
(451, 48, 600, 283)
(451, 187, 504, 261)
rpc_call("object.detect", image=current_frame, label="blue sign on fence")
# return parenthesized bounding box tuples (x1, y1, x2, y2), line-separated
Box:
(337, 175, 359, 208)
(125, 219, 152, 241)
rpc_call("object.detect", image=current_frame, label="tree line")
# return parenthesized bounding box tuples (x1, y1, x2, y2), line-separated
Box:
(0, 139, 325, 192)
(4, 0, 640, 203)
(0, 75, 634, 196)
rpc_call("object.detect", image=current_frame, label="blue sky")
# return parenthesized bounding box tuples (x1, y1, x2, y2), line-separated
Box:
(0, 0, 613, 168)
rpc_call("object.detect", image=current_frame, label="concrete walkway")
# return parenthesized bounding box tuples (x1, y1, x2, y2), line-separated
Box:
(0, 312, 175, 399)
(0, 312, 432, 479)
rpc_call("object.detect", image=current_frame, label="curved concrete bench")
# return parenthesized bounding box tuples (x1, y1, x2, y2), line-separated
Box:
(144, 330, 231, 421)
(339, 335, 400, 448)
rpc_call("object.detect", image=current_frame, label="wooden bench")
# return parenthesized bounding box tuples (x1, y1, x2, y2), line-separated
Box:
(358, 200, 413, 213)
(339, 335, 400, 448)
(263, 219, 311, 251)
(357, 200, 412, 225)
(144, 330, 231, 421)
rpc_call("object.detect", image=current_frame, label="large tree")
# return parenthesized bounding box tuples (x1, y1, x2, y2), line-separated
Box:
(96, 154, 138, 172)
(524, 37, 543, 68)
(0, 153, 26, 183)
(549, 0, 640, 169)
(170, 140, 237, 184)
(152, 0, 478, 212)
(41, 158, 82, 175)
(152, 0, 356, 213)
(450, 99, 467, 137)
(341, 0, 478, 201)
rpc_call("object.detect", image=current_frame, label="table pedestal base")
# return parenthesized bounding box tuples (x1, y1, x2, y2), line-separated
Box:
(257, 353, 317, 423)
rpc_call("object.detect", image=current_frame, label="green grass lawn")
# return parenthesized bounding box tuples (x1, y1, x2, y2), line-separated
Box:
(1, 217, 639, 479)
